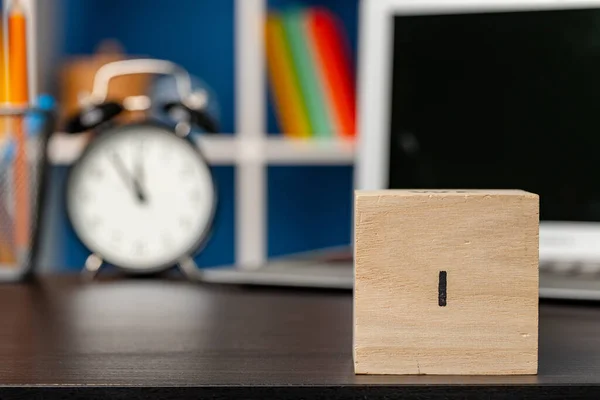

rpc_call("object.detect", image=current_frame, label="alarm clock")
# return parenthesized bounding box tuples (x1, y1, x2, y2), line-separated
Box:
(65, 59, 218, 278)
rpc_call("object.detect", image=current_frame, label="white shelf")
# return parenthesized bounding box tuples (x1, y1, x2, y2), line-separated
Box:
(265, 137, 355, 165)
(46, 134, 356, 166)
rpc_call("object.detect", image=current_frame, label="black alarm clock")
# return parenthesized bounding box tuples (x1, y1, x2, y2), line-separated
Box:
(65, 59, 218, 278)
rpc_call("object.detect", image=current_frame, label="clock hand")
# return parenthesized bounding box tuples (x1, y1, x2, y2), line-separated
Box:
(132, 177, 147, 203)
(135, 139, 147, 195)
(110, 152, 147, 203)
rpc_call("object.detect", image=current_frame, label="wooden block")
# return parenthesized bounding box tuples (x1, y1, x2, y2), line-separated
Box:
(353, 190, 539, 375)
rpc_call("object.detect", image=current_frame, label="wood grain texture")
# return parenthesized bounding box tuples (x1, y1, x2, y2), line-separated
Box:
(354, 190, 539, 375)
(0, 277, 598, 399)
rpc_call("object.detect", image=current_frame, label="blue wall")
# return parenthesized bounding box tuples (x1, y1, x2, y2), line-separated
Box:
(48, 0, 356, 270)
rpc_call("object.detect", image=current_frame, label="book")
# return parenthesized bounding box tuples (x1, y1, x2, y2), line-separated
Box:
(307, 8, 356, 140)
(283, 9, 332, 138)
(265, 13, 311, 138)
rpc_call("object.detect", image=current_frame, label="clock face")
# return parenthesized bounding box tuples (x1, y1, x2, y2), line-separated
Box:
(67, 123, 215, 272)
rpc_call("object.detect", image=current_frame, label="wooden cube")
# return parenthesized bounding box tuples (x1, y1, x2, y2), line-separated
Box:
(353, 190, 539, 375)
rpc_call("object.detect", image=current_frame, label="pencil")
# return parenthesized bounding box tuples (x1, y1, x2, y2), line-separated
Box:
(0, 11, 14, 265)
(0, 145, 16, 264)
(0, 194, 16, 264)
(8, 0, 30, 255)
(0, 12, 7, 144)
(0, 13, 6, 100)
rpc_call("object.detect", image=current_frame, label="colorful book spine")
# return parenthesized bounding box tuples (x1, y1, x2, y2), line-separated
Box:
(307, 8, 356, 140)
(283, 9, 332, 138)
(265, 13, 311, 138)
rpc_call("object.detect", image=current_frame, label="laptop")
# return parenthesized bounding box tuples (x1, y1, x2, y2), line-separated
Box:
(203, 0, 600, 299)
(358, 0, 600, 300)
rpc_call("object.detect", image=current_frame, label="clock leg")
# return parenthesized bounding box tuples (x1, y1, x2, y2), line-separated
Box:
(82, 253, 104, 281)
(178, 256, 202, 281)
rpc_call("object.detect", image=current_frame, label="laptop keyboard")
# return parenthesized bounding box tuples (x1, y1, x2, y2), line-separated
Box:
(203, 258, 600, 301)
(540, 262, 600, 300)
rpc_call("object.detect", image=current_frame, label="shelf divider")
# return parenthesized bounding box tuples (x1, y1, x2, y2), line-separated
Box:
(235, 0, 267, 269)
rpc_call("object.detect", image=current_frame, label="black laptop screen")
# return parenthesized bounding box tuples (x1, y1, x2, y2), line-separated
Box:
(389, 8, 600, 221)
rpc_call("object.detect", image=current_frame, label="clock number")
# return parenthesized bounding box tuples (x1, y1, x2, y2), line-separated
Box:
(162, 233, 174, 248)
(189, 190, 201, 202)
(86, 216, 101, 230)
(162, 144, 173, 162)
(180, 166, 193, 178)
(88, 166, 103, 179)
(179, 217, 192, 230)
(78, 190, 91, 203)
(134, 241, 146, 255)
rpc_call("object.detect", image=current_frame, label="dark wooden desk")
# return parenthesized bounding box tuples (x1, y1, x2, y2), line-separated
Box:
(0, 277, 599, 399)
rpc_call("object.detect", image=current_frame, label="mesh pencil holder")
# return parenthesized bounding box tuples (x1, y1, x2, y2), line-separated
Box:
(0, 106, 54, 281)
